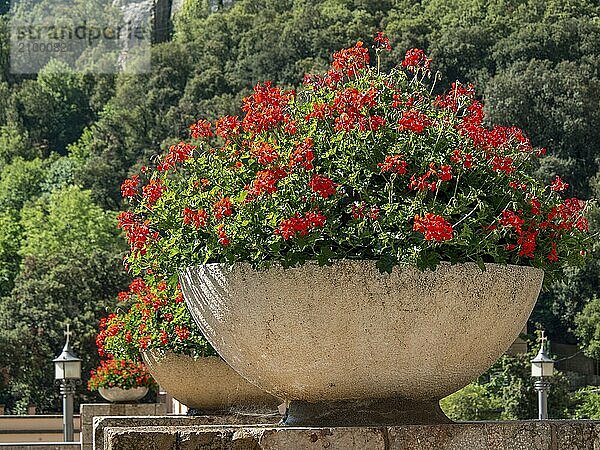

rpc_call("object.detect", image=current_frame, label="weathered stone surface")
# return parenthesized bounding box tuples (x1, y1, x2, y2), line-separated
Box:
(100, 421, 600, 450)
(93, 414, 280, 450)
(81, 403, 166, 450)
(142, 351, 279, 412)
(104, 427, 177, 450)
(181, 261, 543, 426)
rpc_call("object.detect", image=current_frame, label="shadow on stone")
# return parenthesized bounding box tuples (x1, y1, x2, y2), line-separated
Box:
(283, 398, 452, 426)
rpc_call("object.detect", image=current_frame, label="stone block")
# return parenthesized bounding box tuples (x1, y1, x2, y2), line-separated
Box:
(260, 427, 387, 449)
(99, 421, 600, 450)
(104, 427, 177, 450)
(93, 414, 279, 450)
(80, 403, 167, 450)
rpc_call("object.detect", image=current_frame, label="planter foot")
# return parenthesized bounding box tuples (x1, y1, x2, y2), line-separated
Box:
(283, 398, 451, 426)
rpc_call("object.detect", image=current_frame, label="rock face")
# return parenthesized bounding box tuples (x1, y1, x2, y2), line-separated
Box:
(181, 261, 543, 425)
(112, 0, 183, 45)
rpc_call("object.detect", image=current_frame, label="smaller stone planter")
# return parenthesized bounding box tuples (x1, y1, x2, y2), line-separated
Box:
(142, 350, 280, 413)
(98, 386, 148, 403)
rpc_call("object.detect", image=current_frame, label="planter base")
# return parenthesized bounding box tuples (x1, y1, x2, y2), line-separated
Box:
(283, 398, 451, 426)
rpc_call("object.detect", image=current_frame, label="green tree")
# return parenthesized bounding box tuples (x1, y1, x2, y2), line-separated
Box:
(0, 186, 127, 412)
(441, 337, 571, 421)
(13, 60, 92, 155)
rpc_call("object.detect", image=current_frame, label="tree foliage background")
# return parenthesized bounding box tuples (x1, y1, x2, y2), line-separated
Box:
(0, 0, 598, 415)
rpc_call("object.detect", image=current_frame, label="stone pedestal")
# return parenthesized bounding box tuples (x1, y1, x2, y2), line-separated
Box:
(80, 403, 166, 450)
(96, 420, 600, 450)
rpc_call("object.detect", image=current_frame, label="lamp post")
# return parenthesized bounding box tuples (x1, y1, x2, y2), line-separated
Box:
(53, 324, 82, 442)
(531, 330, 555, 420)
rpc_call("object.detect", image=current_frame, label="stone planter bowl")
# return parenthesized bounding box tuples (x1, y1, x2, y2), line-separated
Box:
(180, 260, 544, 426)
(142, 350, 280, 413)
(98, 386, 148, 403)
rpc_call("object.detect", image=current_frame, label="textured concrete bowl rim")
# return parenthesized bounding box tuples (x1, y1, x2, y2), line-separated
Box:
(196, 260, 542, 271)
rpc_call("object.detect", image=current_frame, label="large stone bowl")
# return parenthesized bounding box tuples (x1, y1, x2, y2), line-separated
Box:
(141, 351, 280, 413)
(180, 260, 543, 426)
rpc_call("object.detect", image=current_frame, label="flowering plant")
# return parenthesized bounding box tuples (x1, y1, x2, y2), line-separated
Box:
(118, 33, 591, 284)
(96, 274, 216, 359)
(88, 358, 157, 391)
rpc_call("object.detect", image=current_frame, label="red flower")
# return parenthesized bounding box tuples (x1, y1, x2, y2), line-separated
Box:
(438, 165, 453, 182)
(331, 41, 370, 77)
(548, 242, 559, 263)
(274, 210, 326, 240)
(435, 82, 475, 111)
(284, 119, 298, 135)
(129, 278, 147, 295)
(491, 155, 514, 174)
(369, 115, 386, 131)
(409, 165, 438, 191)
(157, 142, 196, 172)
(159, 330, 169, 345)
(213, 197, 233, 220)
(251, 141, 279, 165)
(215, 116, 241, 140)
(242, 82, 293, 134)
(378, 155, 408, 175)
(216, 224, 230, 246)
(183, 207, 209, 228)
(401, 48, 431, 72)
(550, 175, 569, 192)
(142, 179, 166, 207)
(413, 213, 453, 241)
(500, 210, 524, 234)
(175, 325, 190, 341)
(374, 31, 391, 51)
(517, 230, 538, 258)
(530, 198, 541, 216)
(398, 110, 432, 134)
(309, 174, 337, 199)
(139, 335, 152, 349)
(189, 119, 213, 139)
(121, 175, 140, 198)
(290, 138, 315, 171)
(509, 181, 527, 190)
(246, 167, 287, 198)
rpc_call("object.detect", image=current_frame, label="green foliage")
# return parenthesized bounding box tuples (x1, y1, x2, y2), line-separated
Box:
(0, 158, 47, 213)
(575, 298, 600, 360)
(440, 383, 502, 421)
(19, 186, 121, 260)
(441, 342, 571, 421)
(0, 125, 33, 170)
(98, 276, 216, 360)
(0, 212, 21, 297)
(0, 0, 598, 414)
(13, 61, 92, 154)
(571, 387, 600, 419)
(123, 44, 591, 285)
(0, 186, 127, 412)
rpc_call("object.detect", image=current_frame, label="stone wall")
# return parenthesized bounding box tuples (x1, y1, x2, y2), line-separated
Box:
(80, 403, 166, 450)
(98, 421, 600, 450)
